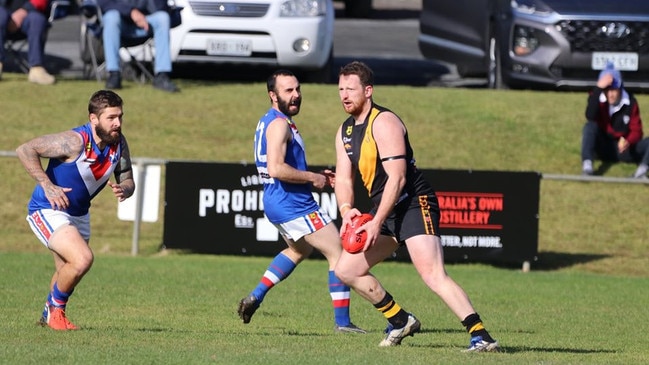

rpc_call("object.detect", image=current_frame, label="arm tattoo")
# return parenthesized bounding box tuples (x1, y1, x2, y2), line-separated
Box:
(33, 132, 83, 159)
(115, 137, 135, 199)
(115, 137, 134, 182)
(16, 131, 82, 184)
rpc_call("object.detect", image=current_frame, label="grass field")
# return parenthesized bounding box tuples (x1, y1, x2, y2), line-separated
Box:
(1, 252, 648, 365)
(0, 73, 648, 363)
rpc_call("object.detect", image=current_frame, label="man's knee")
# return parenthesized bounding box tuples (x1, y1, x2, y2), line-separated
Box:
(149, 10, 170, 30)
(333, 266, 353, 285)
(0, 8, 10, 26)
(101, 10, 122, 29)
(23, 11, 48, 34)
(582, 120, 599, 133)
(70, 252, 94, 277)
(285, 244, 312, 263)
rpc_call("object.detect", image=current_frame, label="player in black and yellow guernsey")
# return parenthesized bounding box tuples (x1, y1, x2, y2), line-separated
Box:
(332, 61, 499, 352)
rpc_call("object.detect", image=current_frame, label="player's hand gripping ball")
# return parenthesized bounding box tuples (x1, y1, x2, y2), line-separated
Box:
(342, 213, 374, 254)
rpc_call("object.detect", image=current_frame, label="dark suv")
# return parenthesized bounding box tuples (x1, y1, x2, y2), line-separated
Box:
(418, 0, 649, 90)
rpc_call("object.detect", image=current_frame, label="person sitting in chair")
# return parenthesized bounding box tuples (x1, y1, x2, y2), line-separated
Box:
(97, 0, 179, 92)
(0, 0, 57, 85)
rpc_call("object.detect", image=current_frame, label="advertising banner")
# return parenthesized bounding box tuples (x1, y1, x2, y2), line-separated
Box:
(163, 161, 338, 257)
(162, 162, 540, 264)
(420, 169, 540, 263)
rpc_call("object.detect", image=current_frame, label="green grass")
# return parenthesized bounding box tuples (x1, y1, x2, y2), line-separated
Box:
(0, 73, 648, 363)
(1, 74, 647, 275)
(1, 252, 648, 365)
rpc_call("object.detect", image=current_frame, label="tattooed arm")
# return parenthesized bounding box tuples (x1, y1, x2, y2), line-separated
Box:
(15, 131, 84, 210)
(108, 136, 135, 202)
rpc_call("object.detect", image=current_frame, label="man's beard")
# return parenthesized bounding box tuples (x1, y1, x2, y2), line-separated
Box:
(96, 124, 121, 145)
(340, 96, 365, 116)
(278, 96, 301, 117)
(344, 101, 362, 116)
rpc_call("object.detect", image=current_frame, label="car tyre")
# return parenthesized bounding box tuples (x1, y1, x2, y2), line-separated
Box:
(344, 0, 372, 18)
(300, 47, 333, 84)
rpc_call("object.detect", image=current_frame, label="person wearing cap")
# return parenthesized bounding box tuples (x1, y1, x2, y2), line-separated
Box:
(581, 63, 649, 178)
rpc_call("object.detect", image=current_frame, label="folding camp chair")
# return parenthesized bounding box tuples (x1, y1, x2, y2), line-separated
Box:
(3, 0, 69, 73)
(79, 0, 182, 83)
(79, 0, 153, 82)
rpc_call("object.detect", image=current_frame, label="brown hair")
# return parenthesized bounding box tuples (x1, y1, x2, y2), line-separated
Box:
(339, 61, 374, 87)
(88, 90, 123, 116)
(267, 69, 296, 92)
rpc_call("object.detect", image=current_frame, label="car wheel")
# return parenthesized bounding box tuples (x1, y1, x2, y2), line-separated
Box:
(487, 36, 507, 89)
(344, 0, 372, 18)
(457, 65, 478, 78)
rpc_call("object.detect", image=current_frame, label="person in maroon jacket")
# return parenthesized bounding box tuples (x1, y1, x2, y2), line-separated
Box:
(581, 63, 649, 178)
(0, 0, 57, 84)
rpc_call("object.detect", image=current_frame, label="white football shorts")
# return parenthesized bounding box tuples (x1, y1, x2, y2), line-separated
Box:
(26, 209, 91, 248)
(275, 209, 332, 241)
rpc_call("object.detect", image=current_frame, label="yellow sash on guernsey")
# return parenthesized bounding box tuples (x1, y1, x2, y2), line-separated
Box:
(358, 107, 382, 194)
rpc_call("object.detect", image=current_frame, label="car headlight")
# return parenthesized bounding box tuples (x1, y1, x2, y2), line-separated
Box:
(510, 0, 552, 16)
(280, 0, 327, 17)
(513, 25, 540, 56)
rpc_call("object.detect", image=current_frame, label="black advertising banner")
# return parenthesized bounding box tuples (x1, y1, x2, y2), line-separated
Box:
(162, 161, 340, 257)
(162, 162, 540, 264)
(423, 169, 539, 263)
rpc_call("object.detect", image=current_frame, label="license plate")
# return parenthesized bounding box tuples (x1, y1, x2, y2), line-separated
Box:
(206, 39, 252, 56)
(591, 52, 638, 71)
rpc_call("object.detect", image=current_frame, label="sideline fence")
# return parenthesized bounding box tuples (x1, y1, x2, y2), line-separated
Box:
(2, 150, 165, 255)
(2, 151, 647, 256)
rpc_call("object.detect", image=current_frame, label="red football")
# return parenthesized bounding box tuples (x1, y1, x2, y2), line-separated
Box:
(342, 213, 374, 254)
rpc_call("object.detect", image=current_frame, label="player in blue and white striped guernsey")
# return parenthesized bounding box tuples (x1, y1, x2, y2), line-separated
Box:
(238, 69, 365, 334)
(17, 90, 135, 330)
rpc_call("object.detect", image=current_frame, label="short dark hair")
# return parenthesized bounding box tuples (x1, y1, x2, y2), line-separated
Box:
(88, 90, 123, 116)
(339, 61, 374, 87)
(267, 69, 296, 92)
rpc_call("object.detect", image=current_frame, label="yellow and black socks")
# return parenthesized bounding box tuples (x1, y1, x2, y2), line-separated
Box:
(374, 292, 409, 328)
(462, 313, 495, 342)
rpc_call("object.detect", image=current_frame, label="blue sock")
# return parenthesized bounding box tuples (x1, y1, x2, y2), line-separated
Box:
(328, 270, 351, 326)
(51, 282, 72, 309)
(251, 253, 297, 303)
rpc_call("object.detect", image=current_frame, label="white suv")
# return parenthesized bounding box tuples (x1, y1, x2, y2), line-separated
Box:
(170, 0, 334, 82)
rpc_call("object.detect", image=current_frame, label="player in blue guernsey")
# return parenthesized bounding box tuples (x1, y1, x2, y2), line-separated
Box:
(16, 90, 135, 330)
(255, 105, 319, 223)
(238, 70, 365, 334)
